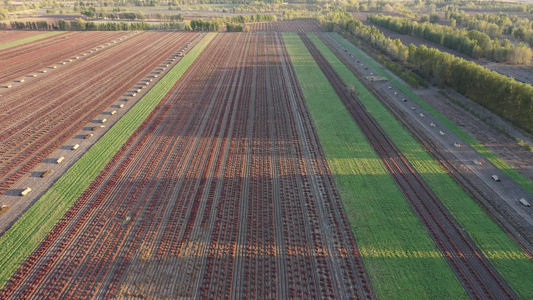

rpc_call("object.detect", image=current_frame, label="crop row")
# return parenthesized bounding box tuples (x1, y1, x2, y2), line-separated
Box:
(0, 31, 127, 83)
(282, 32, 469, 299)
(0, 32, 216, 290)
(1, 32, 373, 298)
(0, 31, 65, 51)
(316, 33, 533, 298)
(330, 32, 533, 197)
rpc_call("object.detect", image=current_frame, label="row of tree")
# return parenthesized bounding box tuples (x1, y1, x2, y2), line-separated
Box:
(189, 19, 221, 31)
(226, 22, 247, 32)
(323, 14, 533, 135)
(367, 14, 532, 65)
(9, 19, 150, 31)
(441, 1, 533, 13)
(188, 14, 277, 31)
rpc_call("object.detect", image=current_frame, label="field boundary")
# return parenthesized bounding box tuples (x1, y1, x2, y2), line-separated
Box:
(312, 33, 533, 298)
(0, 32, 216, 288)
(329, 32, 533, 197)
(0, 31, 66, 50)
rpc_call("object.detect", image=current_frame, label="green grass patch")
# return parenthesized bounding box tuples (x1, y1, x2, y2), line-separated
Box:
(330, 32, 533, 197)
(311, 33, 533, 298)
(0, 32, 216, 289)
(283, 33, 467, 300)
(0, 31, 65, 50)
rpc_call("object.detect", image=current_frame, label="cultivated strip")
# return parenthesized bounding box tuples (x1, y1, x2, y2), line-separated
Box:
(299, 32, 516, 299)
(0, 33, 216, 291)
(283, 32, 468, 300)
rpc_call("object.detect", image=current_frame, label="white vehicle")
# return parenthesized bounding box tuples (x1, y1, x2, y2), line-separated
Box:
(20, 187, 32, 196)
(430, 123, 436, 127)
(519, 198, 531, 207)
(473, 160, 482, 166)
(454, 142, 461, 148)
(420, 113, 425, 118)
(491, 175, 500, 182)
(439, 131, 445, 135)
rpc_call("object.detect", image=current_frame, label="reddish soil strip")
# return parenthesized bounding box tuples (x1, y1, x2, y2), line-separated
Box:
(0, 31, 126, 83)
(299, 33, 517, 299)
(248, 19, 323, 33)
(0, 32, 198, 196)
(0, 31, 51, 44)
(0, 32, 374, 299)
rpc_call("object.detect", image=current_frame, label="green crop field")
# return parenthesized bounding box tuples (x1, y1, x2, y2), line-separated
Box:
(330, 33, 533, 197)
(310, 33, 533, 298)
(0, 32, 216, 289)
(283, 33, 467, 300)
(0, 31, 65, 50)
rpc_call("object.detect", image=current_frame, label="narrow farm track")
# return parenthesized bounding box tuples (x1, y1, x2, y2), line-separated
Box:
(299, 33, 517, 300)
(0, 31, 126, 83)
(0, 32, 374, 299)
(0, 32, 199, 196)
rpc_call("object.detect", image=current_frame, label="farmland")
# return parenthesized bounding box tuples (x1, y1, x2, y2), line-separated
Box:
(308, 32, 533, 298)
(0, 16, 532, 299)
(247, 19, 323, 33)
(0, 32, 372, 298)
(0, 31, 64, 50)
(0, 31, 200, 227)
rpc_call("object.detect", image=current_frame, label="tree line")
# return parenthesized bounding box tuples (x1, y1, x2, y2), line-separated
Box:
(367, 14, 532, 65)
(9, 19, 150, 31)
(321, 14, 533, 135)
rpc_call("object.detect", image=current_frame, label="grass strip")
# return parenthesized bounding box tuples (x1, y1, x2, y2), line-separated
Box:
(330, 32, 533, 197)
(283, 33, 467, 300)
(310, 33, 533, 298)
(0, 32, 216, 288)
(0, 31, 66, 50)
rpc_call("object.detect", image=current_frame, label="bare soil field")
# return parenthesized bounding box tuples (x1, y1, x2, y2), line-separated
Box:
(0, 31, 198, 197)
(0, 31, 52, 44)
(248, 19, 323, 32)
(0, 32, 373, 299)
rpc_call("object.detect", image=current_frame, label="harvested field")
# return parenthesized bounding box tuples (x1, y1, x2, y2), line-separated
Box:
(0, 32, 373, 299)
(0, 31, 199, 198)
(247, 19, 323, 32)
